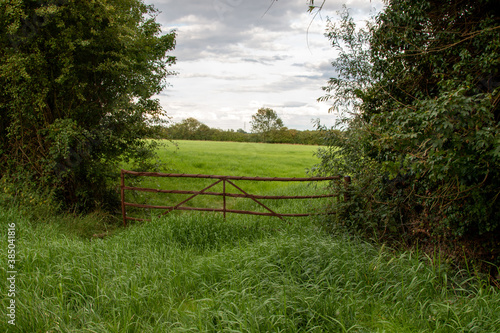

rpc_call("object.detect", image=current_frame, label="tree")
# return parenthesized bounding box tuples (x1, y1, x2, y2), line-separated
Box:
(250, 108, 284, 142)
(315, 1, 500, 265)
(0, 0, 176, 210)
(166, 118, 217, 140)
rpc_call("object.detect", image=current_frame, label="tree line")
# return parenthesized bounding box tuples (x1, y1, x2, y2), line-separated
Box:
(163, 108, 325, 145)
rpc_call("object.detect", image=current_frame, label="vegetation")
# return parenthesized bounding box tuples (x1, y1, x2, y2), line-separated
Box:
(1, 141, 499, 332)
(250, 107, 285, 142)
(313, 0, 500, 269)
(1, 0, 499, 329)
(2, 207, 500, 332)
(0, 0, 175, 211)
(163, 117, 326, 145)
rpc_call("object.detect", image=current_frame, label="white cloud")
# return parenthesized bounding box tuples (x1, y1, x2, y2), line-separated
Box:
(148, 0, 383, 130)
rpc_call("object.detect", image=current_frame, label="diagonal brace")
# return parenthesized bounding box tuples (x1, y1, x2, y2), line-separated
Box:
(225, 179, 284, 220)
(159, 179, 223, 217)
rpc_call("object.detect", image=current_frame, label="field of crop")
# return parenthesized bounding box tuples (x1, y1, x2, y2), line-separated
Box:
(1, 141, 499, 332)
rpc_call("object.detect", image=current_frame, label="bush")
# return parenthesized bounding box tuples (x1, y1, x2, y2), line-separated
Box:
(314, 1, 500, 270)
(0, 0, 176, 211)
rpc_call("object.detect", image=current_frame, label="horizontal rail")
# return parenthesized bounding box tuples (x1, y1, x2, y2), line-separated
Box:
(123, 203, 330, 218)
(121, 169, 340, 181)
(123, 186, 335, 199)
(125, 216, 150, 222)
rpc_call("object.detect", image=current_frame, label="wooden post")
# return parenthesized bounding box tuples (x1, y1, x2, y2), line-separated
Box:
(223, 178, 226, 219)
(343, 176, 351, 202)
(121, 170, 127, 226)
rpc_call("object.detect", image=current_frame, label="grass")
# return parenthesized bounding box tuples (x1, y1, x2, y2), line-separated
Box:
(1, 209, 499, 332)
(123, 140, 330, 220)
(1, 140, 499, 332)
(154, 140, 319, 177)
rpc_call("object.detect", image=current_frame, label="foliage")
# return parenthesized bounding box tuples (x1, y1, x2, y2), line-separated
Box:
(165, 117, 211, 140)
(315, 1, 500, 266)
(0, 0, 176, 211)
(250, 107, 285, 142)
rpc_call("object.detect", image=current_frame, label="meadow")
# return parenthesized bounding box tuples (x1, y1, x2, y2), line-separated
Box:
(1, 140, 499, 332)
(154, 140, 319, 177)
(123, 140, 329, 220)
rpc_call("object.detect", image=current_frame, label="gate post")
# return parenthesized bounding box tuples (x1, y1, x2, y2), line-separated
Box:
(343, 176, 351, 202)
(121, 169, 127, 226)
(223, 178, 226, 219)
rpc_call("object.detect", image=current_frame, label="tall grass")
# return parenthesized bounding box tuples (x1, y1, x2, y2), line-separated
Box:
(1, 205, 499, 332)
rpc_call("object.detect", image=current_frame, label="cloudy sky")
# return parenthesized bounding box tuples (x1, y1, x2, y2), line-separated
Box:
(147, 0, 384, 131)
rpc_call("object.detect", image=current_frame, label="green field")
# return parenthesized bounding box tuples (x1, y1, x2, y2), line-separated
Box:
(1, 141, 499, 332)
(123, 140, 330, 221)
(155, 140, 320, 177)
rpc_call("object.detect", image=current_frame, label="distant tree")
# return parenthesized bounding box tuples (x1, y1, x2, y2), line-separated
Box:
(250, 108, 284, 142)
(182, 118, 204, 133)
(196, 124, 213, 140)
(177, 118, 204, 139)
(166, 118, 217, 140)
(0, 0, 176, 210)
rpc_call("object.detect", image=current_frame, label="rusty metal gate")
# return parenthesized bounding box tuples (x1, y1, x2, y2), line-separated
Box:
(120, 169, 350, 226)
